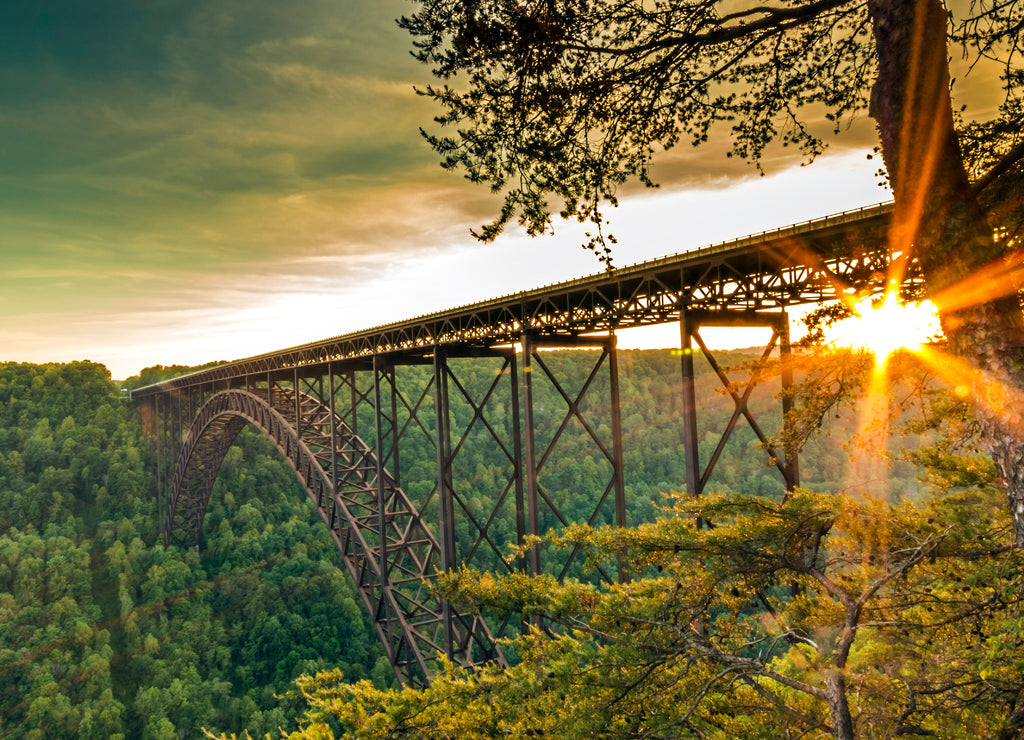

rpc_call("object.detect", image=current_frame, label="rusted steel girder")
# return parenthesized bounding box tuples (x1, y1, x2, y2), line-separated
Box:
(521, 334, 627, 584)
(679, 309, 800, 509)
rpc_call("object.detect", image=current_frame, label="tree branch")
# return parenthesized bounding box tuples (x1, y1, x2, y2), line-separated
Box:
(558, 0, 858, 57)
(972, 138, 1024, 195)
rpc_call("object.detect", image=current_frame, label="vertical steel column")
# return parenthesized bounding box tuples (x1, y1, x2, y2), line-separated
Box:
(388, 366, 402, 489)
(508, 349, 527, 572)
(165, 393, 174, 544)
(433, 347, 457, 658)
(154, 395, 164, 544)
(680, 310, 703, 509)
(328, 364, 339, 524)
(293, 368, 302, 440)
(607, 335, 628, 582)
(174, 391, 183, 456)
(170, 390, 185, 546)
(159, 394, 167, 546)
(349, 367, 359, 438)
(778, 311, 800, 492)
(372, 356, 389, 579)
(520, 334, 542, 577)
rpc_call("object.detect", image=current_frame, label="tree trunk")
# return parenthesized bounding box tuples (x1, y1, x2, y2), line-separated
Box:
(824, 670, 857, 740)
(868, 0, 1024, 550)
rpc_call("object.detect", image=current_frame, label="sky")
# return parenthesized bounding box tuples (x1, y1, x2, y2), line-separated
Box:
(0, 0, 900, 380)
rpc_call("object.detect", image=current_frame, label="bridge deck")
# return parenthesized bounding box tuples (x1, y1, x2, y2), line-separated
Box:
(131, 201, 895, 397)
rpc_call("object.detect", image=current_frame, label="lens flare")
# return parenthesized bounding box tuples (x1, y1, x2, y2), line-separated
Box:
(825, 293, 942, 365)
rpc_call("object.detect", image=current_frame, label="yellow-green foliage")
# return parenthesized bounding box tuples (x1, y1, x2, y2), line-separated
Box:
(245, 481, 1022, 739)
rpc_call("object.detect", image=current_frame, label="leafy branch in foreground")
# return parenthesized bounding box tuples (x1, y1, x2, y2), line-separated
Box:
(225, 483, 1023, 740)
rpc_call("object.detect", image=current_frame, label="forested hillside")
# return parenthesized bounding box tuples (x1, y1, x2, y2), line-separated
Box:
(0, 362, 386, 739)
(234, 349, 1024, 740)
(1, 350, 962, 738)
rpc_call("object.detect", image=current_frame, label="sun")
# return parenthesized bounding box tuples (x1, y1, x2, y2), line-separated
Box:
(825, 292, 942, 364)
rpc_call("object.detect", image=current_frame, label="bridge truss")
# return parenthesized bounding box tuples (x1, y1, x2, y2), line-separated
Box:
(133, 202, 912, 687)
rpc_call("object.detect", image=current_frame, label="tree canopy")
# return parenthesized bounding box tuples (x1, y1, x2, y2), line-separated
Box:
(402, 0, 876, 254)
(400, 0, 1020, 251)
(252, 478, 1024, 738)
(0, 362, 389, 738)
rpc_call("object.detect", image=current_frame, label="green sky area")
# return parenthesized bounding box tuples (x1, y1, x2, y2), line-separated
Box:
(0, 0, 910, 378)
(2, 0, 443, 276)
(2, 0, 474, 370)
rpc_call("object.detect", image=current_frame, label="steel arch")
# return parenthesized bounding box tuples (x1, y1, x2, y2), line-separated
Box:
(167, 388, 504, 688)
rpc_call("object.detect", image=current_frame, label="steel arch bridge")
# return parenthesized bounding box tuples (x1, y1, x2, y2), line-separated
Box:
(133, 202, 911, 688)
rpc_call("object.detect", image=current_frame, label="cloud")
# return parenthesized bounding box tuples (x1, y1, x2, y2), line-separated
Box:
(0, 0, 905, 379)
(0, 0, 477, 341)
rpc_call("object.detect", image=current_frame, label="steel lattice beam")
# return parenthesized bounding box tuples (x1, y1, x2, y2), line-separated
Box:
(131, 203, 900, 398)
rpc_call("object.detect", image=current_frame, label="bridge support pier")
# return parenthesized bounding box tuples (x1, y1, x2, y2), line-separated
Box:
(679, 308, 800, 508)
(521, 333, 627, 584)
(433, 347, 457, 657)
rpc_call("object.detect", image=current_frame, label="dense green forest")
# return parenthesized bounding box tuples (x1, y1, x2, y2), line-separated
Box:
(4, 348, 1014, 739)
(0, 361, 387, 739)
(1, 349, 812, 737)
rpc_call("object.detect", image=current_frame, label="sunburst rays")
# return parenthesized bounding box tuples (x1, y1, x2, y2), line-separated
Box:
(779, 217, 1023, 499)
(823, 292, 942, 368)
